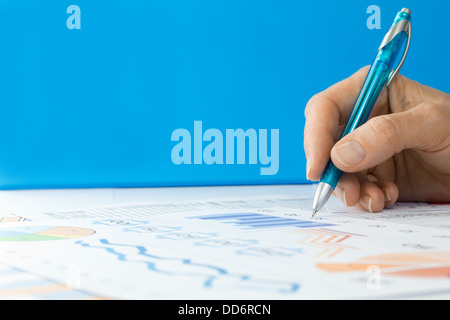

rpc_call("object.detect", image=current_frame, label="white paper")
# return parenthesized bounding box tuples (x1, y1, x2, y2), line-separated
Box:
(0, 190, 449, 300)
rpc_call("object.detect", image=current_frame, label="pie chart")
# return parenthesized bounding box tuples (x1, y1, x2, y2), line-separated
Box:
(0, 226, 95, 242)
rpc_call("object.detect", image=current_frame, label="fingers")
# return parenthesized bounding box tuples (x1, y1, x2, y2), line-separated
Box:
(304, 66, 371, 181)
(356, 177, 399, 212)
(332, 173, 360, 207)
(333, 173, 399, 212)
(330, 102, 450, 173)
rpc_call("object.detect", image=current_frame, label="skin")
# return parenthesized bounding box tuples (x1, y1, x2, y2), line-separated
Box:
(304, 66, 450, 212)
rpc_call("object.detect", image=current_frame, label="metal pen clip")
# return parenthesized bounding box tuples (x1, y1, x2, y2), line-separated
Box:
(378, 12, 412, 86)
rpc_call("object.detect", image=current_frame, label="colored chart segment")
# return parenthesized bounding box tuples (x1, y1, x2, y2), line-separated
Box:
(316, 251, 450, 278)
(191, 213, 333, 229)
(0, 263, 105, 299)
(0, 216, 27, 223)
(0, 226, 95, 242)
(287, 228, 361, 258)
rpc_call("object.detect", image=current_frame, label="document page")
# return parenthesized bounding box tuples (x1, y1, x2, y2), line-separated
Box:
(0, 191, 449, 299)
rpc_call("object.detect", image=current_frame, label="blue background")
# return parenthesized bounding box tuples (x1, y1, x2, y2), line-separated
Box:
(0, 0, 448, 189)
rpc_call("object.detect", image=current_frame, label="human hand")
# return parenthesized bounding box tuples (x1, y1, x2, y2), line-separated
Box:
(304, 66, 450, 212)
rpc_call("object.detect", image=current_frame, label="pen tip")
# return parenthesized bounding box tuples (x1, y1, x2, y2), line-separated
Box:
(401, 8, 411, 15)
(312, 209, 318, 218)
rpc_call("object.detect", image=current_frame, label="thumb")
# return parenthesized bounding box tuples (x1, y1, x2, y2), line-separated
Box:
(330, 103, 445, 172)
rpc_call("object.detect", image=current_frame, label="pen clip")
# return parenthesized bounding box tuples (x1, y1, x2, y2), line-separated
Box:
(378, 19, 412, 86)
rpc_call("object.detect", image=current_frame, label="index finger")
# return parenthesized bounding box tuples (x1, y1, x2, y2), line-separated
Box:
(304, 66, 370, 181)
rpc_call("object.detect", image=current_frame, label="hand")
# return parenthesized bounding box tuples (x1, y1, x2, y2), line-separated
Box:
(304, 66, 450, 212)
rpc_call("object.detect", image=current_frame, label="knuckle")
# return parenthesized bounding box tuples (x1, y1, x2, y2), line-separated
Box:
(419, 102, 450, 151)
(367, 116, 400, 141)
(421, 102, 445, 118)
(304, 93, 322, 117)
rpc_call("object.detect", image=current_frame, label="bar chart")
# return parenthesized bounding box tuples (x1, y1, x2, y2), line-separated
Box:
(191, 213, 334, 229)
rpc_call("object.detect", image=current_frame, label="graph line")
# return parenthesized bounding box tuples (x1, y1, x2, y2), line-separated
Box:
(74, 238, 300, 294)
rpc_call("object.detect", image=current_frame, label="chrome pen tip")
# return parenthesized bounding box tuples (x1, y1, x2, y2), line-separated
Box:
(312, 209, 318, 218)
(401, 8, 411, 15)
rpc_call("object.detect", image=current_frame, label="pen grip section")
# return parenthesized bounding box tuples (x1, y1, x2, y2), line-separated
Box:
(319, 160, 342, 189)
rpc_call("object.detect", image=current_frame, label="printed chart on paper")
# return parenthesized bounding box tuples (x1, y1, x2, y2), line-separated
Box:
(0, 196, 449, 299)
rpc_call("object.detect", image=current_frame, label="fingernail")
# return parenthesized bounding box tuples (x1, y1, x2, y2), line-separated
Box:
(342, 189, 348, 207)
(306, 160, 312, 180)
(334, 185, 347, 207)
(332, 140, 366, 167)
(383, 188, 391, 201)
(360, 194, 373, 213)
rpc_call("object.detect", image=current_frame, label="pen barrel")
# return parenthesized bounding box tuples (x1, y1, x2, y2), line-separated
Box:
(319, 18, 409, 189)
(319, 59, 393, 189)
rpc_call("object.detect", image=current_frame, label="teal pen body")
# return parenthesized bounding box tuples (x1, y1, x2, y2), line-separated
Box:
(319, 10, 411, 190)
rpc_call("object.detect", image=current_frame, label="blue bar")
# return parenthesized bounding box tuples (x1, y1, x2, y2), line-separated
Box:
(244, 220, 328, 227)
(193, 213, 258, 220)
(246, 222, 332, 229)
(230, 218, 303, 225)
(234, 216, 289, 221)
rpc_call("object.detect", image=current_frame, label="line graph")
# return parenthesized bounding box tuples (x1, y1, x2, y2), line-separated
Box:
(74, 238, 300, 294)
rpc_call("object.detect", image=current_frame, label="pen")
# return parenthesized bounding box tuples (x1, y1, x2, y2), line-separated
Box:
(312, 8, 412, 217)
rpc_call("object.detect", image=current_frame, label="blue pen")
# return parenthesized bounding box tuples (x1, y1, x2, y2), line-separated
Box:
(312, 8, 412, 217)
